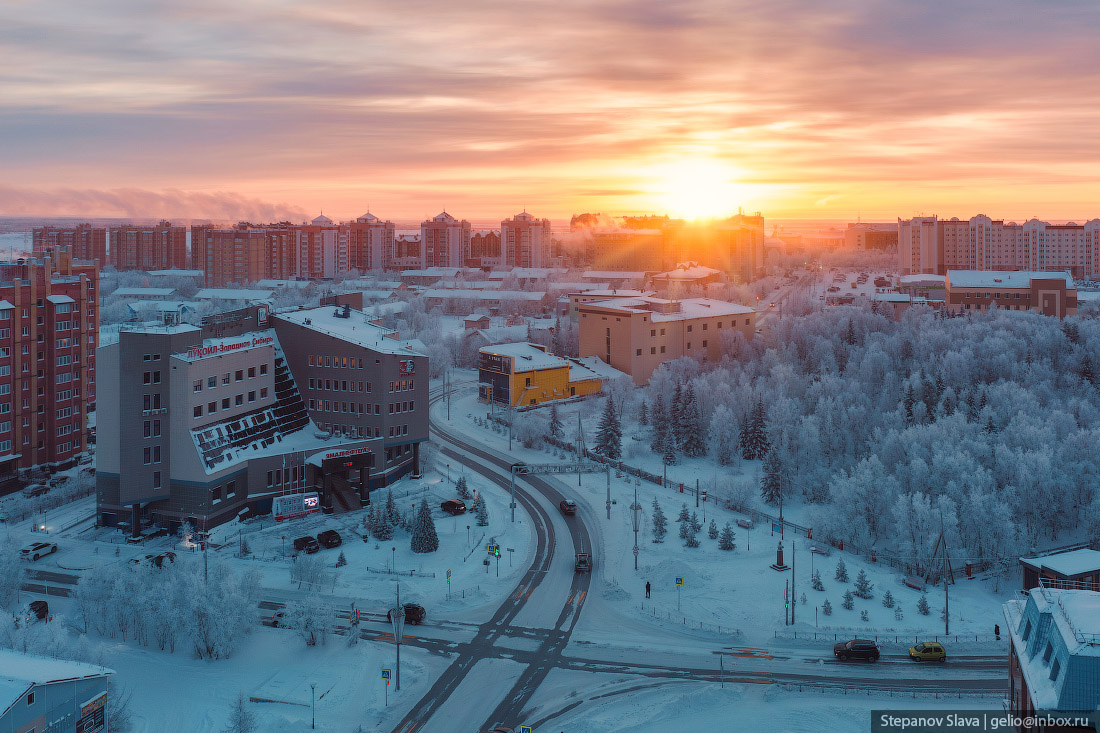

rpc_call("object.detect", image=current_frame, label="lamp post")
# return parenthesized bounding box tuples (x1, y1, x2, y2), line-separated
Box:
(446, 463, 450, 483)
(631, 482, 640, 571)
(281, 535, 285, 557)
(391, 546, 396, 573)
(311, 683, 316, 729)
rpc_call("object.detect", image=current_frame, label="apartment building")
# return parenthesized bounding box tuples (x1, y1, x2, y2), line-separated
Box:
(420, 212, 472, 269)
(945, 270, 1076, 318)
(578, 296, 755, 385)
(109, 221, 187, 271)
(31, 224, 106, 265)
(347, 212, 396, 272)
(0, 249, 97, 483)
(469, 230, 502, 267)
(191, 225, 268, 287)
(899, 215, 1100, 278)
(844, 222, 898, 250)
(500, 211, 552, 268)
(96, 304, 427, 533)
(296, 214, 347, 279)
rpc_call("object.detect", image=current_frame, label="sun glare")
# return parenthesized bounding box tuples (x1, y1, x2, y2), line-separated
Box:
(653, 159, 751, 220)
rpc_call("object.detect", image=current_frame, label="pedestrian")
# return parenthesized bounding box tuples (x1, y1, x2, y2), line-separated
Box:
(994, 624, 1000, 640)
(645, 581, 651, 599)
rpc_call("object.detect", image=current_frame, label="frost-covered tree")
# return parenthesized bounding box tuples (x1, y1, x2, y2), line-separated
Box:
(476, 498, 489, 527)
(652, 499, 667, 543)
(718, 522, 736, 551)
(385, 489, 400, 526)
(650, 394, 668, 453)
(411, 499, 439, 553)
(708, 519, 719, 540)
(811, 569, 824, 591)
(842, 590, 854, 610)
(822, 599, 832, 616)
(670, 381, 684, 447)
(223, 693, 257, 733)
(760, 448, 783, 505)
(638, 400, 649, 427)
(835, 558, 848, 583)
(595, 396, 622, 460)
(860, 609, 869, 622)
(456, 475, 470, 500)
(917, 594, 930, 615)
(882, 589, 895, 608)
(854, 569, 874, 599)
(549, 404, 563, 439)
(680, 388, 707, 457)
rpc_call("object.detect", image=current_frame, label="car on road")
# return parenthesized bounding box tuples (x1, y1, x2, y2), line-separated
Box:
(908, 641, 947, 662)
(559, 499, 577, 516)
(20, 542, 58, 561)
(440, 499, 467, 516)
(574, 552, 592, 573)
(387, 603, 425, 625)
(833, 638, 879, 662)
(317, 529, 342, 548)
(293, 536, 320, 554)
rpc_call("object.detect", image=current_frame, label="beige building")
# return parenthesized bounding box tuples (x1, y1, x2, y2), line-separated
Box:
(567, 289, 653, 319)
(945, 270, 1076, 318)
(578, 296, 755, 385)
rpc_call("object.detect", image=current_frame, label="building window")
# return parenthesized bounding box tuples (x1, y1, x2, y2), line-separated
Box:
(248, 366, 256, 378)
(235, 394, 243, 406)
(193, 380, 202, 392)
(1043, 642, 1053, 663)
(702, 340, 707, 347)
(636, 349, 642, 356)
(308, 355, 315, 366)
(194, 406, 202, 418)
(153, 471, 161, 489)
(660, 346, 666, 353)
(260, 363, 268, 375)
(222, 373, 230, 385)
(260, 388, 268, 399)
(308, 399, 316, 410)
(222, 398, 230, 410)
(26, 692, 33, 706)
(235, 370, 243, 381)
(1049, 657, 1061, 681)
(248, 391, 256, 402)
(1022, 620, 1032, 642)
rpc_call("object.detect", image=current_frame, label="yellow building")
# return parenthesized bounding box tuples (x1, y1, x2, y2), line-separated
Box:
(478, 342, 606, 407)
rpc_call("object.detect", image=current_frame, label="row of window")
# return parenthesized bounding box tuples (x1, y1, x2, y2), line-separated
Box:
(317, 423, 411, 439)
(390, 379, 413, 392)
(192, 388, 269, 418)
(308, 378, 372, 393)
(307, 399, 414, 415)
(143, 446, 161, 464)
(308, 355, 369, 369)
(267, 467, 305, 488)
(211, 480, 239, 504)
(193, 364, 268, 392)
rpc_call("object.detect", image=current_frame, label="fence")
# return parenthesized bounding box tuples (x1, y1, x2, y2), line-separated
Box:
(639, 602, 743, 637)
(364, 567, 436, 579)
(773, 629, 1004, 645)
(5, 481, 96, 524)
(772, 683, 1002, 699)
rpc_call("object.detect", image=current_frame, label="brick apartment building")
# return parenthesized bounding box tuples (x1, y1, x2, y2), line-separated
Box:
(420, 212, 472, 269)
(578, 296, 755, 385)
(31, 224, 107, 265)
(96, 304, 427, 533)
(0, 249, 98, 486)
(109, 221, 187, 271)
(945, 270, 1077, 318)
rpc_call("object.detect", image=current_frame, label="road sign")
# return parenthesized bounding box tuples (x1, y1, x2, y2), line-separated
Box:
(381, 669, 391, 681)
(520, 727, 533, 733)
(488, 542, 499, 554)
(446, 568, 452, 580)
(772, 522, 782, 534)
(675, 576, 683, 586)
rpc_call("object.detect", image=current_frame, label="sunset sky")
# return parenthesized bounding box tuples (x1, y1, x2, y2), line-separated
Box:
(3, 0, 1100, 223)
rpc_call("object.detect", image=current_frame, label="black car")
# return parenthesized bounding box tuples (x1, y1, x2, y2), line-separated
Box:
(29, 600, 49, 621)
(387, 603, 425, 625)
(268, 610, 286, 627)
(833, 638, 880, 662)
(317, 529, 342, 548)
(293, 536, 320, 554)
(441, 500, 467, 515)
(559, 500, 577, 516)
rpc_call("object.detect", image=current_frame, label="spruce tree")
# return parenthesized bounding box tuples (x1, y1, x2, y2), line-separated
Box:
(662, 437, 677, 467)
(860, 609, 869, 622)
(595, 396, 622, 459)
(375, 509, 394, 541)
(738, 417, 752, 460)
(1082, 354, 1097, 388)
(812, 569, 824, 591)
(904, 384, 915, 424)
(670, 381, 684, 446)
(650, 394, 668, 453)
(743, 400, 770, 460)
(385, 489, 399, 526)
(456, 475, 470, 500)
(854, 569, 874, 599)
(690, 511, 702, 535)
(476, 498, 489, 526)
(894, 605, 904, 621)
(845, 319, 856, 346)
(842, 590, 854, 610)
(676, 384, 695, 451)
(760, 447, 783, 505)
(336, 551, 347, 567)
(718, 522, 735, 550)
(411, 499, 439, 553)
(677, 503, 691, 541)
(917, 594, 930, 615)
(822, 599, 832, 616)
(677, 503, 691, 524)
(638, 400, 649, 427)
(680, 389, 707, 457)
(708, 519, 718, 540)
(651, 499, 667, 543)
(549, 404, 563, 439)
(835, 558, 848, 583)
(882, 589, 895, 608)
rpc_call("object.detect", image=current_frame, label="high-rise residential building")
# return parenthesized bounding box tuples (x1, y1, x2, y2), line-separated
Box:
(713, 213, 765, 282)
(420, 212, 471, 269)
(899, 215, 1100, 278)
(32, 224, 107, 265)
(296, 214, 348, 280)
(844, 222, 898, 250)
(347, 212, 396, 272)
(578, 296, 755, 385)
(95, 304, 427, 533)
(500, 211, 552, 268)
(0, 248, 98, 485)
(109, 221, 187, 271)
(264, 224, 298, 280)
(191, 225, 267, 288)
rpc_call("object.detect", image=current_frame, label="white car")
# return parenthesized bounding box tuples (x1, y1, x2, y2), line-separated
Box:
(20, 542, 58, 561)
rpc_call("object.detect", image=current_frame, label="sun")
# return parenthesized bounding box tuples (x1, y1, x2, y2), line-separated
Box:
(651, 159, 752, 220)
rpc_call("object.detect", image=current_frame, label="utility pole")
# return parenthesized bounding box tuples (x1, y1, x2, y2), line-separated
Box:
(395, 583, 402, 691)
(791, 540, 796, 625)
(695, 478, 699, 508)
(605, 465, 611, 520)
(632, 482, 640, 571)
(446, 365, 451, 421)
(577, 411, 585, 486)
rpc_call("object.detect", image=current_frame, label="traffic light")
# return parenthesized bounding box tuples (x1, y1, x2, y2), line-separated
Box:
(494, 548, 501, 558)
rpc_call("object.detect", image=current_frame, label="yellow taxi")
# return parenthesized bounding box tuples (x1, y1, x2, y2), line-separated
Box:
(908, 641, 947, 662)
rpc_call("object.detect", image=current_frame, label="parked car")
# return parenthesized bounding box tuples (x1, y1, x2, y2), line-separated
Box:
(833, 639, 879, 662)
(440, 500, 467, 516)
(129, 552, 176, 568)
(317, 529, 342, 548)
(22, 484, 49, 498)
(559, 500, 577, 516)
(30, 600, 49, 621)
(20, 542, 58, 561)
(268, 610, 286, 627)
(909, 641, 947, 662)
(293, 536, 320, 554)
(387, 603, 425, 625)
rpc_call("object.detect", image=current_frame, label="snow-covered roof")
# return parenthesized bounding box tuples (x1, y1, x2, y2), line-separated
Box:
(274, 307, 426, 357)
(570, 355, 629, 382)
(582, 270, 648, 280)
(422, 289, 545, 302)
(357, 212, 379, 222)
(45, 294, 76, 304)
(311, 214, 334, 225)
(254, 279, 313, 289)
(899, 274, 946, 285)
(485, 268, 566, 280)
(111, 287, 176, 297)
(570, 289, 652, 298)
(580, 296, 754, 322)
(947, 270, 1074, 289)
(545, 282, 609, 292)
(464, 313, 490, 321)
(479, 342, 564, 373)
(0, 649, 113, 715)
(147, 269, 204, 278)
(1077, 290, 1100, 302)
(360, 289, 401, 301)
(194, 288, 275, 302)
(653, 263, 722, 281)
(1020, 549, 1100, 577)
(128, 300, 199, 313)
(0, 300, 13, 310)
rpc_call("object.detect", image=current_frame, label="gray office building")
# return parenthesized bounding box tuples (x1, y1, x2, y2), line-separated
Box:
(96, 304, 428, 534)
(0, 649, 112, 733)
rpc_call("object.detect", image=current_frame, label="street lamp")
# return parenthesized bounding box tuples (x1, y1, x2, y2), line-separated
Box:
(391, 546, 396, 573)
(631, 482, 641, 571)
(311, 683, 316, 729)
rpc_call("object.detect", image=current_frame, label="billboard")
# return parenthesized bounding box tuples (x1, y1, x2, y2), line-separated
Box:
(76, 691, 106, 733)
(273, 492, 321, 521)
